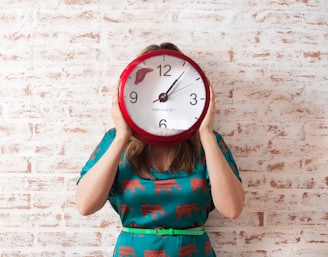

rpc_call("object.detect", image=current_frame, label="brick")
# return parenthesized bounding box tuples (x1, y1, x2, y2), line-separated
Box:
(253, 10, 305, 24)
(0, 175, 64, 193)
(35, 157, 82, 174)
(0, 232, 34, 248)
(38, 9, 99, 21)
(300, 226, 328, 244)
(267, 211, 328, 226)
(207, 229, 238, 247)
(59, 251, 105, 257)
(239, 228, 303, 246)
(0, 121, 32, 141)
(0, 211, 62, 228)
(215, 250, 268, 257)
(268, 173, 328, 189)
(1, 252, 65, 257)
(64, 0, 95, 6)
(0, 194, 31, 209)
(37, 232, 102, 247)
(240, 172, 266, 189)
(0, 157, 32, 173)
(33, 193, 69, 209)
(271, 247, 328, 257)
(245, 190, 328, 212)
(234, 157, 267, 172)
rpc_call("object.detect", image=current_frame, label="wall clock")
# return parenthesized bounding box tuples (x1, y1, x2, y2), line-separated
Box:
(118, 49, 210, 146)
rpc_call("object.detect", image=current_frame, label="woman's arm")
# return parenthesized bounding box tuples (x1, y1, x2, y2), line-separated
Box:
(199, 86, 245, 219)
(76, 81, 132, 215)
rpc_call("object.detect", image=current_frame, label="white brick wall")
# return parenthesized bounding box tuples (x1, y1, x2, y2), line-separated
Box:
(0, 0, 327, 256)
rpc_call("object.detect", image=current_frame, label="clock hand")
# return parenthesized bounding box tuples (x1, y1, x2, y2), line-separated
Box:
(153, 71, 186, 103)
(152, 83, 192, 103)
(165, 71, 185, 95)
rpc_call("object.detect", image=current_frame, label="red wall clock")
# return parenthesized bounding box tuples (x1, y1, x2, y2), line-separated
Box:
(119, 49, 210, 146)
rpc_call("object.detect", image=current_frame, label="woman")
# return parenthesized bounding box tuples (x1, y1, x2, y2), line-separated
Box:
(76, 42, 244, 257)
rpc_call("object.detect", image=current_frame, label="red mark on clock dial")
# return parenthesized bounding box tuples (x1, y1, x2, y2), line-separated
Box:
(135, 68, 154, 85)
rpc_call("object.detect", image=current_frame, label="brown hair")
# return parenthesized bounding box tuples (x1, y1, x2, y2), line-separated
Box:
(138, 42, 182, 55)
(124, 42, 201, 179)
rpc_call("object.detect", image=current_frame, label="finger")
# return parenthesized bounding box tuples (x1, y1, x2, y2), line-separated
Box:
(206, 85, 214, 110)
(112, 80, 121, 107)
(209, 85, 215, 100)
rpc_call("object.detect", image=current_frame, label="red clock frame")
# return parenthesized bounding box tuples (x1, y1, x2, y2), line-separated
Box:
(118, 49, 210, 146)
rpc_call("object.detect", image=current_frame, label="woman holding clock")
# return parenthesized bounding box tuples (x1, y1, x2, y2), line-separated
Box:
(76, 42, 244, 257)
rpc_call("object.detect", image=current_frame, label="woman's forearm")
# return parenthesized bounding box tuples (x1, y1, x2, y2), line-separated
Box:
(200, 132, 245, 219)
(75, 135, 129, 215)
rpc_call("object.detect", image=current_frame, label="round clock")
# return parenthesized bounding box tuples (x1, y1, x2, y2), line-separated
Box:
(118, 49, 210, 146)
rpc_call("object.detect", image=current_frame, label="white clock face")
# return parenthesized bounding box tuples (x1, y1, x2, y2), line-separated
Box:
(120, 52, 208, 141)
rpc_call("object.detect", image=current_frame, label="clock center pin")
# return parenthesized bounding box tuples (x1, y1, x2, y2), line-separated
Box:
(159, 92, 168, 102)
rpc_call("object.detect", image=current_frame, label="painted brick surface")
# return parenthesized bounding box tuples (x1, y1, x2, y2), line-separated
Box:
(0, 0, 327, 256)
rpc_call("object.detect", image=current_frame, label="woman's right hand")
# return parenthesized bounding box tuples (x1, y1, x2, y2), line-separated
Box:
(111, 80, 132, 140)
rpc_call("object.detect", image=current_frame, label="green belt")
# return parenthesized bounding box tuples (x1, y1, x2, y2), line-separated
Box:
(122, 225, 205, 236)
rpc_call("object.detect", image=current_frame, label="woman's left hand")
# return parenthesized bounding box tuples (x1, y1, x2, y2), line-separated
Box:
(199, 85, 216, 136)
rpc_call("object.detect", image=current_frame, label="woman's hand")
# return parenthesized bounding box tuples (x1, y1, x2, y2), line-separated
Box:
(199, 85, 216, 136)
(111, 80, 132, 140)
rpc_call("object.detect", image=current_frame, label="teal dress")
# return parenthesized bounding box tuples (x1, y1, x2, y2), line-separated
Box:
(78, 129, 241, 257)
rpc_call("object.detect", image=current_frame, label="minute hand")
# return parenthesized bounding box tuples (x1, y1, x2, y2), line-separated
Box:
(165, 71, 185, 95)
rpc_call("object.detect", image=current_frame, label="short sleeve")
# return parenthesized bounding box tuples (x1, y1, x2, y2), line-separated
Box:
(206, 131, 242, 183)
(76, 129, 116, 184)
